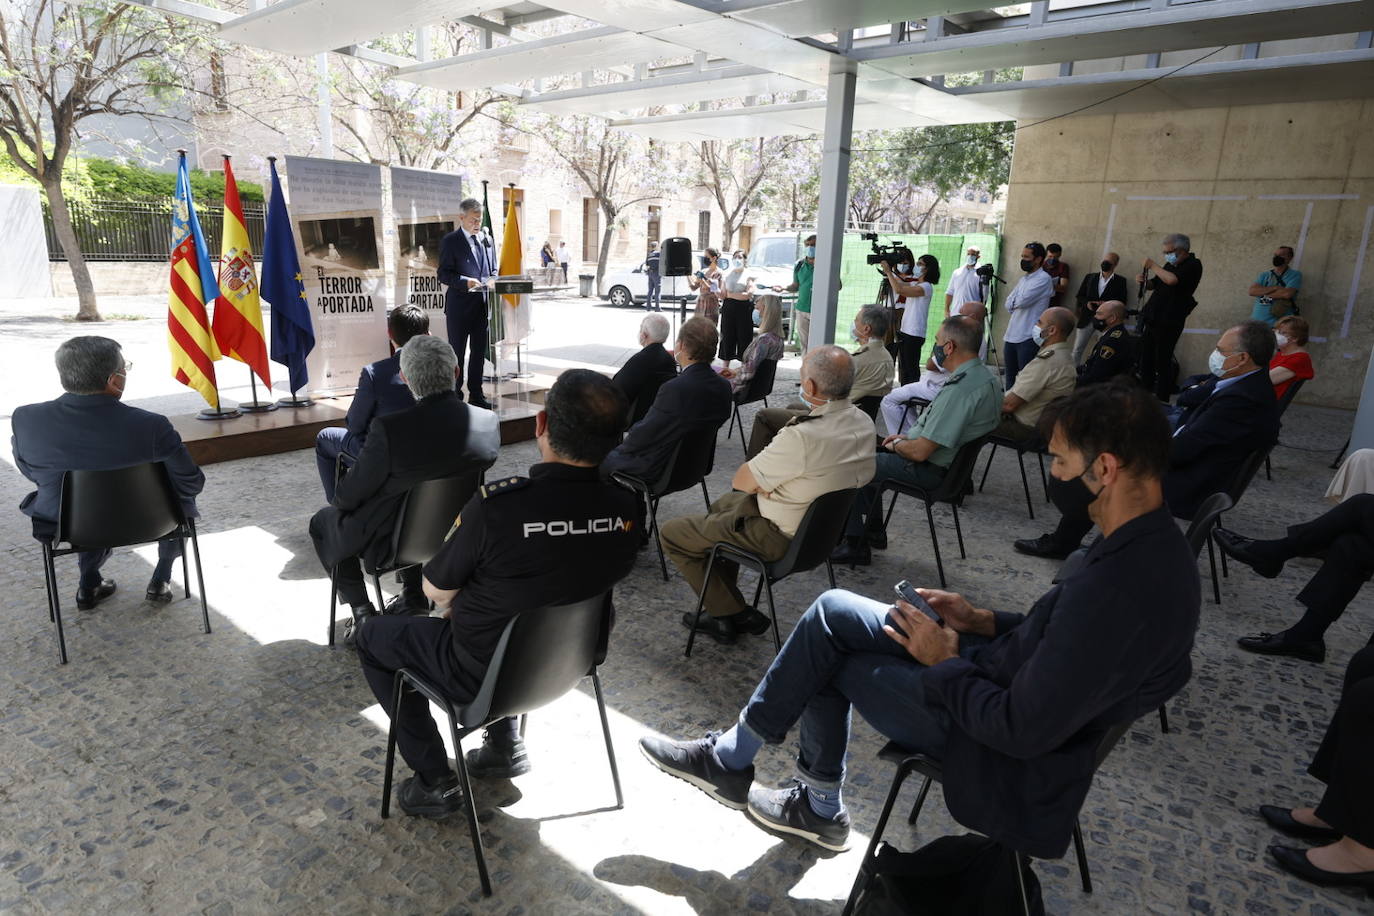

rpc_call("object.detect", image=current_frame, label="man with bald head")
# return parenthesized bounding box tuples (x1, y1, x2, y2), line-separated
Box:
(660, 346, 876, 645)
(995, 306, 1077, 444)
(1078, 300, 1136, 386)
(878, 300, 987, 436)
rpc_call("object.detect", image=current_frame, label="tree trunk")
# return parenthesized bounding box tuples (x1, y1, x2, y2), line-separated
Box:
(44, 178, 101, 321)
(595, 203, 616, 288)
(913, 194, 945, 234)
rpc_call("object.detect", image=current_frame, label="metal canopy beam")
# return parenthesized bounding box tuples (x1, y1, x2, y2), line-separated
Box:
(399, 27, 678, 89)
(217, 0, 491, 57)
(725, 0, 992, 40)
(522, 65, 814, 115)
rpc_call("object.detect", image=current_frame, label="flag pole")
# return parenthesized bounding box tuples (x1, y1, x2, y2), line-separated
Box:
(198, 375, 241, 420)
(241, 364, 278, 412)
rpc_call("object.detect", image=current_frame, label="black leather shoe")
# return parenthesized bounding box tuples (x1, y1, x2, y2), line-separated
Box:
(383, 593, 428, 616)
(1259, 805, 1342, 841)
(1214, 528, 1284, 579)
(398, 773, 465, 819)
(1269, 845, 1374, 890)
(469, 396, 493, 411)
(145, 580, 175, 603)
(75, 579, 116, 610)
(682, 611, 738, 645)
(830, 540, 871, 567)
(1238, 631, 1325, 663)
(344, 603, 377, 646)
(465, 728, 531, 778)
(865, 530, 888, 550)
(732, 608, 772, 636)
(1012, 534, 1074, 560)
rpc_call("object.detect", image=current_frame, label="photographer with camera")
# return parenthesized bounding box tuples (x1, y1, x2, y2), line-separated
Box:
(1002, 242, 1056, 392)
(881, 253, 940, 386)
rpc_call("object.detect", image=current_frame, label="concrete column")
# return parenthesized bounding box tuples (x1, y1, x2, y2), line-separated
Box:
(1353, 350, 1374, 452)
(315, 53, 333, 159)
(811, 58, 856, 350)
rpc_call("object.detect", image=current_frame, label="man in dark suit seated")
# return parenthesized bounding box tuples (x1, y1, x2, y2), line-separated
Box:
(309, 335, 500, 635)
(13, 336, 205, 607)
(437, 198, 495, 409)
(1015, 321, 1280, 558)
(641, 382, 1198, 855)
(357, 370, 640, 818)
(601, 316, 732, 482)
(314, 305, 429, 501)
(612, 312, 676, 425)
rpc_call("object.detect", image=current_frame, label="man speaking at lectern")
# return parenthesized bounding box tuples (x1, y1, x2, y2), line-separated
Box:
(439, 198, 494, 410)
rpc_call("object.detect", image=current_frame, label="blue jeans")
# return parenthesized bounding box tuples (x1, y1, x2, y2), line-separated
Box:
(316, 427, 364, 502)
(846, 452, 947, 537)
(738, 589, 968, 792)
(1002, 338, 1040, 392)
(646, 274, 662, 310)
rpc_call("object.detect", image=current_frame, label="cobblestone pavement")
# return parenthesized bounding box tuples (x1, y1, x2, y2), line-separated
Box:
(1, 295, 1371, 914)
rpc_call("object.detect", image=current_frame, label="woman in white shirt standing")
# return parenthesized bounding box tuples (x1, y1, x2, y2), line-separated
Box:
(718, 249, 755, 367)
(882, 253, 940, 385)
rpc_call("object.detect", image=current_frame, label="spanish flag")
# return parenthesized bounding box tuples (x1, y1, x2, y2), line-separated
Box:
(212, 155, 271, 387)
(167, 151, 222, 409)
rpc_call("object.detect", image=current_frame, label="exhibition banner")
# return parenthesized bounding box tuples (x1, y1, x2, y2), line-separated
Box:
(391, 166, 462, 320)
(284, 155, 388, 394)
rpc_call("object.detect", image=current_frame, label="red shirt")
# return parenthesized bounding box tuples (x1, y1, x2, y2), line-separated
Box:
(1270, 350, 1314, 401)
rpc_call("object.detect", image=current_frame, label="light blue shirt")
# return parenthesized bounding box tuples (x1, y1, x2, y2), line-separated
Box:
(1002, 269, 1056, 344)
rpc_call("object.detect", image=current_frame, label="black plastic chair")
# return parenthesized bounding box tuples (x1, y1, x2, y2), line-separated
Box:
(685, 488, 858, 657)
(841, 718, 1135, 916)
(977, 431, 1048, 520)
(877, 434, 992, 588)
(853, 395, 882, 421)
(1264, 379, 1305, 480)
(726, 357, 779, 441)
(379, 593, 621, 897)
(1210, 446, 1273, 594)
(38, 462, 209, 664)
(894, 396, 931, 435)
(626, 369, 677, 427)
(327, 469, 484, 645)
(1186, 492, 1234, 608)
(611, 425, 719, 581)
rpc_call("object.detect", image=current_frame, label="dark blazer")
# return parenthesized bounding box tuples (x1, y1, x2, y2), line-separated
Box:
(923, 506, 1199, 858)
(312, 391, 499, 568)
(1165, 369, 1279, 519)
(1073, 271, 1128, 324)
(346, 352, 416, 439)
(438, 228, 491, 317)
(12, 393, 204, 530)
(601, 361, 731, 481)
(612, 343, 677, 425)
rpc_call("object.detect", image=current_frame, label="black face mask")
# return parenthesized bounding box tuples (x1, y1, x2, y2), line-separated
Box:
(1091, 317, 1107, 331)
(1046, 457, 1102, 518)
(1100, 260, 1114, 273)
(1272, 255, 1287, 268)
(1020, 258, 1035, 272)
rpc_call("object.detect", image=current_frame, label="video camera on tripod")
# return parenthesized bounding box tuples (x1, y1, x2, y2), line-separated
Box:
(861, 232, 914, 270)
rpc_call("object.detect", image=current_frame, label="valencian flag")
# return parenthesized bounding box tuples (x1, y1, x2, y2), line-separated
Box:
(212, 156, 271, 387)
(167, 151, 222, 408)
(261, 158, 313, 393)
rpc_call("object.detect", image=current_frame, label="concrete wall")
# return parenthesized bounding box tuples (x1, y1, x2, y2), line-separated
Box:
(998, 97, 1374, 409)
(50, 262, 167, 297)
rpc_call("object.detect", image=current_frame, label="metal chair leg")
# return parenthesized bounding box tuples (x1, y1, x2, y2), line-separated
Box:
(825, 558, 836, 589)
(1264, 453, 1272, 481)
(907, 774, 932, 824)
(371, 574, 386, 612)
(1206, 532, 1222, 606)
(1015, 450, 1034, 520)
(188, 521, 211, 635)
(451, 714, 493, 896)
(591, 671, 624, 809)
(925, 501, 946, 588)
(978, 443, 997, 492)
(649, 496, 669, 582)
(380, 671, 404, 819)
(43, 543, 68, 664)
(1013, 847, 1033, 915)
(764, 577, 781, 654)
(1037, 450, 1049, 501)
(700, 480, 711, 511)
(727, 404, 739, 439)
(1071, 819, 1092, 893)
(328, 566, 339, 647)
(882, 489, 899, 529)
(180, 536, 190, 599)
(1158, 705, 1170, 734)
(685, 546, 721, 658)
(952, 504, 966, 559)
(841, 760, 916, 916)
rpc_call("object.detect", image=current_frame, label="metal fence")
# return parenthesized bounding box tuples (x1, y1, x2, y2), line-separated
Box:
(42, 197, 267, 262)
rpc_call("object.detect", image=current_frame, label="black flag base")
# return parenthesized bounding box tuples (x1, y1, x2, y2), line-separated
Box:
(276, 394, 312, 408)
(197, 405, 242, 421)
(239, 398, 278, 413)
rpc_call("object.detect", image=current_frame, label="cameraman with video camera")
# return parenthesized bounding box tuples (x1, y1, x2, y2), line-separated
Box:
(882, 253, 940, 386)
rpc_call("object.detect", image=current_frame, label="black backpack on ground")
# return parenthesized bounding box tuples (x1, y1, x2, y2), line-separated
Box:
(852, 835, 1045, 916)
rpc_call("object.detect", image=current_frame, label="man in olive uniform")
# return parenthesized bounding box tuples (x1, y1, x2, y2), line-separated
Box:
(356, 369, 640, 819)
(832, 315, 1001, 566)
(1077, 301, 1136, 386)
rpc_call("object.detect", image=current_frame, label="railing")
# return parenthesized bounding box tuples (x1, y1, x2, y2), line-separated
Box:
(42, 197, 266, 262)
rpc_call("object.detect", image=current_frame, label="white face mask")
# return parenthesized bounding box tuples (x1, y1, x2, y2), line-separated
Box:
(1274, 332, 1289, 348)
(1031, 325, 1046, 346)
(966, 255, 978, 266)
(1208, 348, 1230, 377)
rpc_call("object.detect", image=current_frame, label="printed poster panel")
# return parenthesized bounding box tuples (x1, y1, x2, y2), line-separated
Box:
(284, 155, 389, 394)
(391, 166, 462, 319)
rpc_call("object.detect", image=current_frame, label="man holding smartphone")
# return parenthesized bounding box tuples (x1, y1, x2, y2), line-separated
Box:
(640, 380, 1200, 860)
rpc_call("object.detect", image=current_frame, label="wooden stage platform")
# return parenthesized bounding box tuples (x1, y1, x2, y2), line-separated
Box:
(171, 377, 551, 465)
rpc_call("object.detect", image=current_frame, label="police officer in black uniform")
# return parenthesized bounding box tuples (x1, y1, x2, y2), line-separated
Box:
(1078, 300, 1137, 386)
(356, 369, 640, 819)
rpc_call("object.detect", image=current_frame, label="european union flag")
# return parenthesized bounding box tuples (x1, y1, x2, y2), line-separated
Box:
(261, 158, 314, 394)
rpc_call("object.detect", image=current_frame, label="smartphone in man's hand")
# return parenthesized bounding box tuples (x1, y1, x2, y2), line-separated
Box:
(894, 579, 943, 626)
